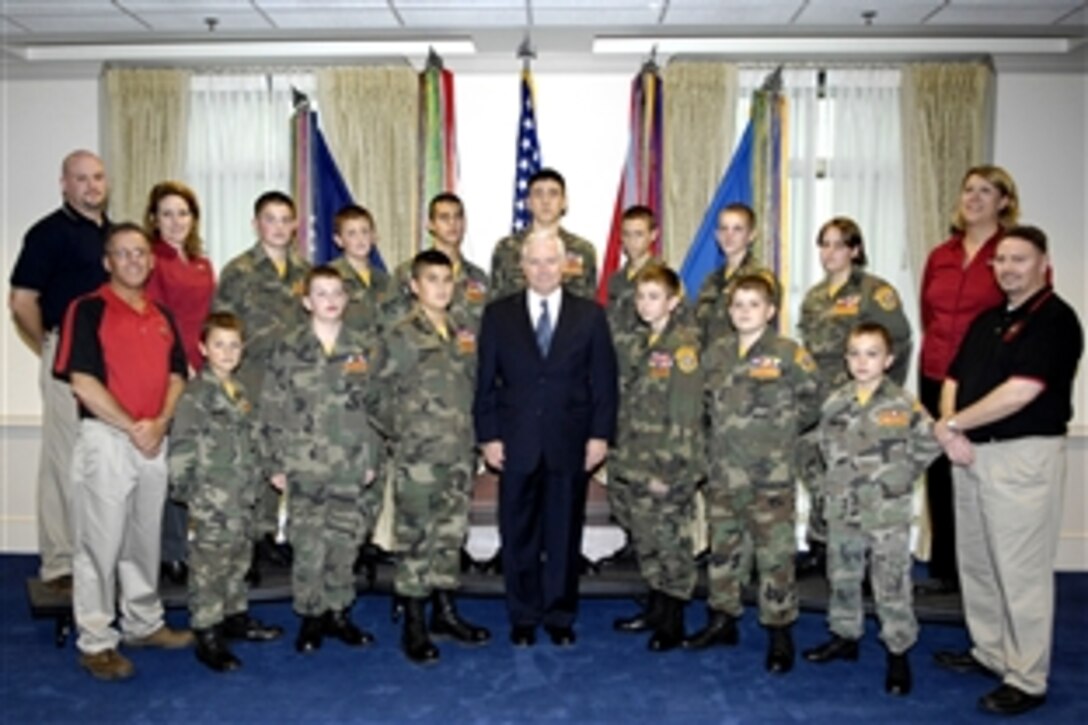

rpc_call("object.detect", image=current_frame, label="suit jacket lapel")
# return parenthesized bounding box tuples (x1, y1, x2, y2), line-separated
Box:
(546, 290, 577, 361)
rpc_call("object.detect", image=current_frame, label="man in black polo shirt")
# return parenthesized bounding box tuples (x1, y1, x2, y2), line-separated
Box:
(931, 225, 1083, 716)
(54, 223, 193, 680)
(8, 150, 110, 591)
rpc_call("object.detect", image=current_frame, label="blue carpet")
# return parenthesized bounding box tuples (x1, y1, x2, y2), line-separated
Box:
(2, 554, 1085, 723)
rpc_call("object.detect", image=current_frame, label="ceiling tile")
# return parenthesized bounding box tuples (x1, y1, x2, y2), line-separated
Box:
(255, 0, 388, 7)
(1055, 7, 1086, 25)
(0, 16, 30, 34)
(131, 10, 276, 32)
(259, 8, 401, 29)
(1, 0, 116, 12)
(663, 1, 802, 26)
(119, 0, 254, 9)
(6, 13, 148, 33)
(396, 8, 528, 27)
(797, 1, 941, 25)
(533, 8, 662, 26)
(927, 5, 1085, 25)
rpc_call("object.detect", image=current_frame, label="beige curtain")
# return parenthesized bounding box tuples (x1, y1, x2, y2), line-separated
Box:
(316, 66, 420, 269)
(104, 67, 191, 223)
(662, 61, 739, 270)
(900, 62, 995, 280)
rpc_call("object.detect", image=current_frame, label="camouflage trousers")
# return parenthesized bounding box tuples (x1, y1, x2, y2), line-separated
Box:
(288, 475, 375, 616)
(605, 469, 634, 532)
(796, 432, 827, 544)
(707, 483, 798, 626)
(622, 478, 696, 600)
(238, 370, 279, 540)
(392, 460, 473, 598)
(827, 519, 917, 654)
(188, 537, 250, 630)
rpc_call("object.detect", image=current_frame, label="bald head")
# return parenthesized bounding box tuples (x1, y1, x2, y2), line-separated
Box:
(61, 150, 108, 221)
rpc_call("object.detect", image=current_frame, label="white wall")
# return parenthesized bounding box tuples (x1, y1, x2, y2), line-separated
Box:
(2, 67, 1085, 567)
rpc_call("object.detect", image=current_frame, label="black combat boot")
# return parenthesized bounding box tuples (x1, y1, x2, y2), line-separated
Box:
(221, 612, 283, 642)
(647, 594, 686, 652)
(886, 651, 912, 695)
(295, 615, 324, 653)
(402, 597, 439, 664)
(614, 590, 663, 633)
(431, 590, 490, 644)
(682, 608, 738, 649)
(324, 608, 374, 647)
(803, 634, 859, 663)
(194, 626, 241, 673)
(766, 625, 795, 674)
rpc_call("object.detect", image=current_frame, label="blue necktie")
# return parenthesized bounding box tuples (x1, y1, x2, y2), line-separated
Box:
(536, 299, 553, 356)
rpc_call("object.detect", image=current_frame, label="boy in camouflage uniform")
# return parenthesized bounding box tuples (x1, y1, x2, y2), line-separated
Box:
(168, 312, 283, 673)
(601, 205, 662, 567)
(803, 322, 940, 696)
(369, 250, 490, 664)
(387, 193, 490, 330)
(796, 217, 913, 576)
(214, 191, 311, 570)
(694, 274, 820, 674)
(693, 203, 781, 347)
(329, 204, 394, 334)
(260, 266, 379, 654)
(489, 168, 597, 300)
(610, 264, 704, 652)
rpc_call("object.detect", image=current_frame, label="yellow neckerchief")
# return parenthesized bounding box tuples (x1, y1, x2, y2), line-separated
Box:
(855, 385, 875, 406)
(222, 378, 239, 401)
(321, 338, 336, 356)
(418, 306, 449, 341)
(625, 256, 651, 281)
(272, 258, 287, 279)
(828, 278, 848, 298)
(355, 265, 372, 288)
(451, 259, 462, 280)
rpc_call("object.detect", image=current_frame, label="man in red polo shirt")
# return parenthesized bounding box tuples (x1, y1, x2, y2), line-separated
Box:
(54, 223, 193, 681)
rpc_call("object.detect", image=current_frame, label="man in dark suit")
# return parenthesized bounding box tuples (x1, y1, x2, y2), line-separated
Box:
(474, 230, 618, 647)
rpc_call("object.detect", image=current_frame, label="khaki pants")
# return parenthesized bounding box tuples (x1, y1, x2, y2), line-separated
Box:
(72, 420, 168, 654)
(37, 333, 79, 581)
(953, 436, 1065, 696)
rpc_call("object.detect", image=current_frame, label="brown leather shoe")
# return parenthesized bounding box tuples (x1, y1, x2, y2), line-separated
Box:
(79, 649, 135, 681)
(126, 625, 194, 649)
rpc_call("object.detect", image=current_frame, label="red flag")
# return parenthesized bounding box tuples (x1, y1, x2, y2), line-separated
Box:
(597, 66, 664, 304)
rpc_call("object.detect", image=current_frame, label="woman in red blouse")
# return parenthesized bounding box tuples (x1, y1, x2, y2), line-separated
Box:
(144, 180, 216, 585)
(918, 165, 1019, 594)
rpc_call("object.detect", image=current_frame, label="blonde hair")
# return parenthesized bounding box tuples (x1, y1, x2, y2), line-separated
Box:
(951, 165, 1020, 233)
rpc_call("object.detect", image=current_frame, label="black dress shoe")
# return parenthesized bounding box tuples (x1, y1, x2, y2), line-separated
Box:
(933, 649, 998, 677)
(766, 626, 795, 674)
(510, 626, 536, 647)
(256, 533, 293, 567)
(886, 652, 912, 696)
(795, 542, 826, 579)
(161, 560, 189, 586)
(295, 616, 324, 653)
(481, 549, 504, 575)
(545, 626, 576, 647)
(221, 613, 283, 642)
(978, 684, 1045, 715)
(803, 635, 859, 663)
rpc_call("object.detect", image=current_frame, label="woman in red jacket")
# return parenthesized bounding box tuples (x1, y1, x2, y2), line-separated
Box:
(918, 165, 1019, 594)
(144, 180, 216, 585)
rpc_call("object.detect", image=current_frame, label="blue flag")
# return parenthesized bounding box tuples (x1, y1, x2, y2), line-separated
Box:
(679, 121, 753, 301)
(511, 69, 542, 233)
(309, 113, 385, 270)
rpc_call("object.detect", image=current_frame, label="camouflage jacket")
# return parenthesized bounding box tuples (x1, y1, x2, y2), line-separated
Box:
(693, 253, 780, 346)
(328, 256, 395, 335)
(799, 269, 912, 396)
(213, 243, 311, 372)
(259, 323, 376, 479)
(612, 317, 706, 497)
(167, 370, 260, 542)
(368, 307, 477, 466)
(818, 379, 940, 528)
(704, 328, 820, 487)
(489, 227, 598, 301)
(385, 255, 490, 332)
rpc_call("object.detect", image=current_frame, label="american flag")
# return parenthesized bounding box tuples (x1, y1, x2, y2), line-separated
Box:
(511, 69, 542, 233)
